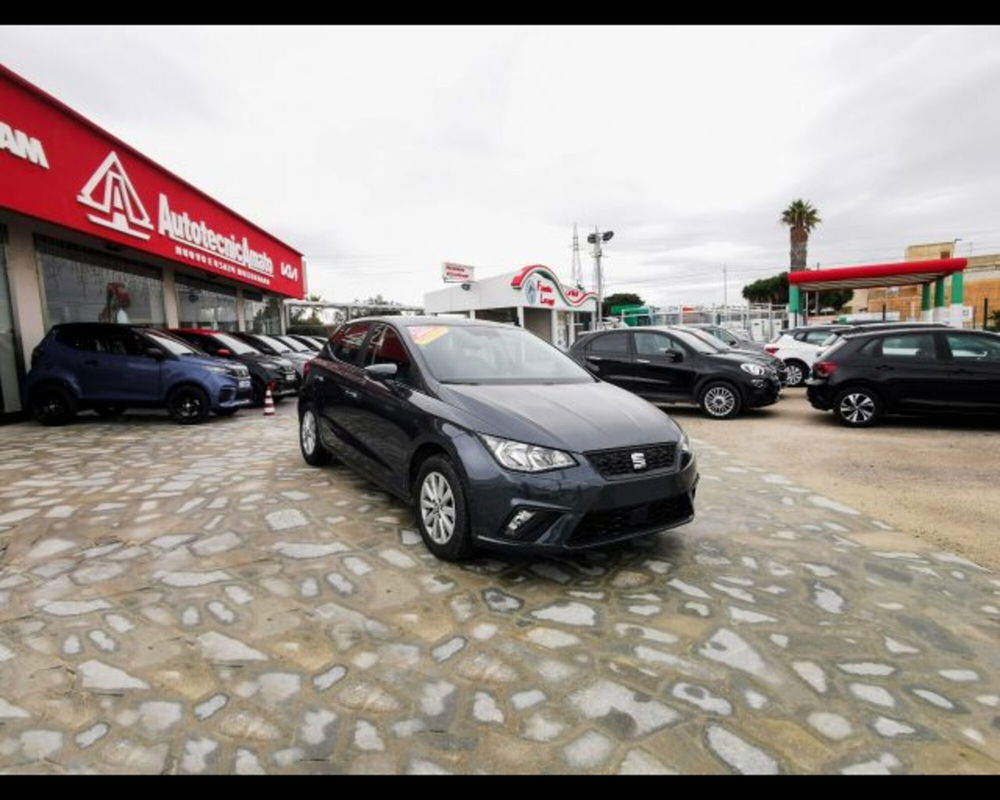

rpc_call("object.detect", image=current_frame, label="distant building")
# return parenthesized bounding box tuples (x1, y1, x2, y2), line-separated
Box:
(850, 242, 1000, 326)
(423, 265, 597, 347)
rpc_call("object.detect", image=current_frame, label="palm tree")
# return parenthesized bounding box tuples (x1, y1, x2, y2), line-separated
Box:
(780, 199, 821, 272)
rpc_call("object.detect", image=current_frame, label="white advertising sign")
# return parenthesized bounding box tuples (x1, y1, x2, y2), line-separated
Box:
(442, 262, 475, 283)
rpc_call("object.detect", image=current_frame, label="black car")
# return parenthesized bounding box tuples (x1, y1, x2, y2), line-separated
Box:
(232, 332, 312, 378)
(672, 325, 789, 385)
(168, 328, 299, 406)
(298, 317, 698, 560)
(569, 327, 782, 419)
(807, 327, 1000, 427)
(686, 323, 766, 353)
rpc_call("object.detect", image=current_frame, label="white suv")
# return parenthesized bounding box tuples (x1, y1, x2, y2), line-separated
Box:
(764, 325, 851, 387)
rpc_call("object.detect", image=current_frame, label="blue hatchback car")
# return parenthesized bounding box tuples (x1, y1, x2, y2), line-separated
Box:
(25, 323, 252, 425)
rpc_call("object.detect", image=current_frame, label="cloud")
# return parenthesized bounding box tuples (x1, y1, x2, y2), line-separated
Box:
(4, 25, 1000, 309)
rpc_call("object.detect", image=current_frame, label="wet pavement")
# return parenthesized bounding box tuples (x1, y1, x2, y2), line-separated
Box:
(0, 404, 998, 774)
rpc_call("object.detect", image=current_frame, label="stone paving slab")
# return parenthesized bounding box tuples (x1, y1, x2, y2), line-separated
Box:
(0, 405, 998, 774)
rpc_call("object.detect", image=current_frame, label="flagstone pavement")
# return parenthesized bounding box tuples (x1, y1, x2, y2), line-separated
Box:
(0, 404, 997, 774)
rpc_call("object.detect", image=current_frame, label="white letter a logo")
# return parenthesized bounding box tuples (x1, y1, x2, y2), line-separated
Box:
(78, 151, 154, 241)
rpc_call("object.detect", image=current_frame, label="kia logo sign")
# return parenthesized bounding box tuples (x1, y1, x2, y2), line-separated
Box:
(280, 262, 299, 281)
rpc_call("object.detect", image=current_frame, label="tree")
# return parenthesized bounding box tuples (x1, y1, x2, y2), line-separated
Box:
(602, 292, 644, 317)
(352, 294, 404, 317)
(742, 271, 851, 312)
(289, 293, 324, 327)
(780, 199, 822, 272)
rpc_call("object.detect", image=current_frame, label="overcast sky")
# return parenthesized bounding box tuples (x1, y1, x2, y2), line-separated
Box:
(4, 25, 1000, 308)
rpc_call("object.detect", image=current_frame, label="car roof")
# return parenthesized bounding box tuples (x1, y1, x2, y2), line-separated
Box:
(169, 328, 225, 335)
(335, 315, 513, 329)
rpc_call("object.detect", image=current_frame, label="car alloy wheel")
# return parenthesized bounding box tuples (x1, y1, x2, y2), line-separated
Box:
(301, 409, 318, 454)
(420, 471, 456, 545)
(839, 392, 876, 425)
(784, 361, 805, 387)
(703, 385, 737, 418)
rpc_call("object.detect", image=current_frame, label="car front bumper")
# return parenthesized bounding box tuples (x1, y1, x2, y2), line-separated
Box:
(743, 377, 782, 409)
(451, 432, 699, 552)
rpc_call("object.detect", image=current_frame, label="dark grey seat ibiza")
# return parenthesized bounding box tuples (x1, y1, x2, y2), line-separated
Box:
(298, 317, 698, 560)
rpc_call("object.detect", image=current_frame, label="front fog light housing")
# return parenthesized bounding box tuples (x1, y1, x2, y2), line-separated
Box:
(480, 434, 576, 473)
(505, 509, 536, 536)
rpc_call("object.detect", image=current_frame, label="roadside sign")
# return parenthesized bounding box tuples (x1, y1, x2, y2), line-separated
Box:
(442, 262, 475, 283)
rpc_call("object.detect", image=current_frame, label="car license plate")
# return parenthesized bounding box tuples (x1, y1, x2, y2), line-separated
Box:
(238, 379, 251, 389)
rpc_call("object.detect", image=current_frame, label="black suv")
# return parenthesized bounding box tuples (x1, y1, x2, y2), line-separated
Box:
(569, 327, 782, 419)
(807, 327, 1000, 426)
(168, 328, 299, 406)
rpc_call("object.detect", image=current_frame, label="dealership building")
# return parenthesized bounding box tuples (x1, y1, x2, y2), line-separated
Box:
(0, 65, 306, 420)
(423, 264, 598, 347)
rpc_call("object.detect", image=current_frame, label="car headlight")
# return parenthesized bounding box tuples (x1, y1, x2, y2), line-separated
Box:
(480, 434, 576, 473)
(740, 363, 766, 376)
(205, 365, 229, 375)
(679, 429, 694, 467)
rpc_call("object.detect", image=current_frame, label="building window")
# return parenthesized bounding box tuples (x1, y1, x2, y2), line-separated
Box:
(176, 273, 238, 331)
(36, 237, 165, 327)
(244, 290, 282, 334)
(0, 225, 23, 414)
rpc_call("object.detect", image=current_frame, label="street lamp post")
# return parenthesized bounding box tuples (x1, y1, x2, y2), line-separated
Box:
(587, 228, 614, 329)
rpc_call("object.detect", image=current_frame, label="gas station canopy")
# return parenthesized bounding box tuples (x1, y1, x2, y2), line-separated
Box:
(788, 258, 967, 291)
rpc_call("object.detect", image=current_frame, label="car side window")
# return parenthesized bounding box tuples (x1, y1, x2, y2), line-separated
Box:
(945, 333, 1000, 361)
(803, 330, 832, 345)
(363, 326, 413, 384)
(878, 333, 938, 361)
(95, 328, 143, 356)
(55, 327, 98, 352)
(328, 322, 371, 364)
(634, 332, 677, 357)
(590, 331, 629, 354)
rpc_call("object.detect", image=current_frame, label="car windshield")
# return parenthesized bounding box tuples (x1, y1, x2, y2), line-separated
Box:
(213, 332, 259, 355)
(276, 335, 311, 352)
(145, 330, 202, 356)
(669, 329, 724, 354)
(683, 328, 731, 351)
(407, 324, 593, 384)
(253, 334, 291, 353)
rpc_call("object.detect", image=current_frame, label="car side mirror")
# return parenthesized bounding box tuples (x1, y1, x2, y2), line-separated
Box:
(144, 347, 166, 360)
(664, 350, 682, 362)
(364, 363, 398, 381)
(216, 348, 231, 357)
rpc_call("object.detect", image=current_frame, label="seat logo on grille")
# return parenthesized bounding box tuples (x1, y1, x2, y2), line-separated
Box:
(631, 452, 647, 470)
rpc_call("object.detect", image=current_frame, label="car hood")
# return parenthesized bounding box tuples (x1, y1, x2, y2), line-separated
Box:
(439, 380, 683, 452)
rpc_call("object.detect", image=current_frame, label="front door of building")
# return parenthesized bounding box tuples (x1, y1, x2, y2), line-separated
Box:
(0, 225, 23, 416)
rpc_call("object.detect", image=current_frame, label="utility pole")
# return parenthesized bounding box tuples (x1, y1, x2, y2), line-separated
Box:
(587, 228, 614, 329)
(570, 224, 583, 288)
(723, 264, 728, 309)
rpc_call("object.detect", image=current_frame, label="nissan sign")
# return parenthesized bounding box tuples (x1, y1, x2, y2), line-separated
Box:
(442, 262, 476, 283)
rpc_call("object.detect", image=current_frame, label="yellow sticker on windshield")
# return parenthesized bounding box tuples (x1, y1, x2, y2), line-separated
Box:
(409, 326, 449, 346)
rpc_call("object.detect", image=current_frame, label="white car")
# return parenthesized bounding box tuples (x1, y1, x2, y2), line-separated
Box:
(764, 325, 851, 387)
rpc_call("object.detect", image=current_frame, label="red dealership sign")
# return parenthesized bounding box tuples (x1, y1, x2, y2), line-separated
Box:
(0, 65, 305, 298)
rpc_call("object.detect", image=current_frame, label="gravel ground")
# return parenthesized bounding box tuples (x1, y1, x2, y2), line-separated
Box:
(669, 389, 1000, 572)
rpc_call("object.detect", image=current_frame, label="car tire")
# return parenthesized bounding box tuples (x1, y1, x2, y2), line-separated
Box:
(31, 385, 77, 426)
(783, 359, 808, 387)
(414, 455, 475, 562)
(94, 404, 126, 418)
(833, 386, 882, 428)
(699, 381, 743, 420)
(167, 385, 210, 425)
(299, 406, 332, 466)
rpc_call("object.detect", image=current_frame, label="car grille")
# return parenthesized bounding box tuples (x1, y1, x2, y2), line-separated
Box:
(570, 494, 693, 546)
(586, 443, 676, 478)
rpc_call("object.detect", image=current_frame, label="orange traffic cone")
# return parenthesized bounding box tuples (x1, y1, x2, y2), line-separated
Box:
(263, 386, 275, 416)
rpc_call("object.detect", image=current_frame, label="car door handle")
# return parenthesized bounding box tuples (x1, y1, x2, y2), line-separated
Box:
(587, 356, 603, 362)
(635, 358, 651, 364)
(344, 389, 359, 399)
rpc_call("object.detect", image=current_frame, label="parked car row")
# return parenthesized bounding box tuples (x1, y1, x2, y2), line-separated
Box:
(25, 322, 330, 426)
